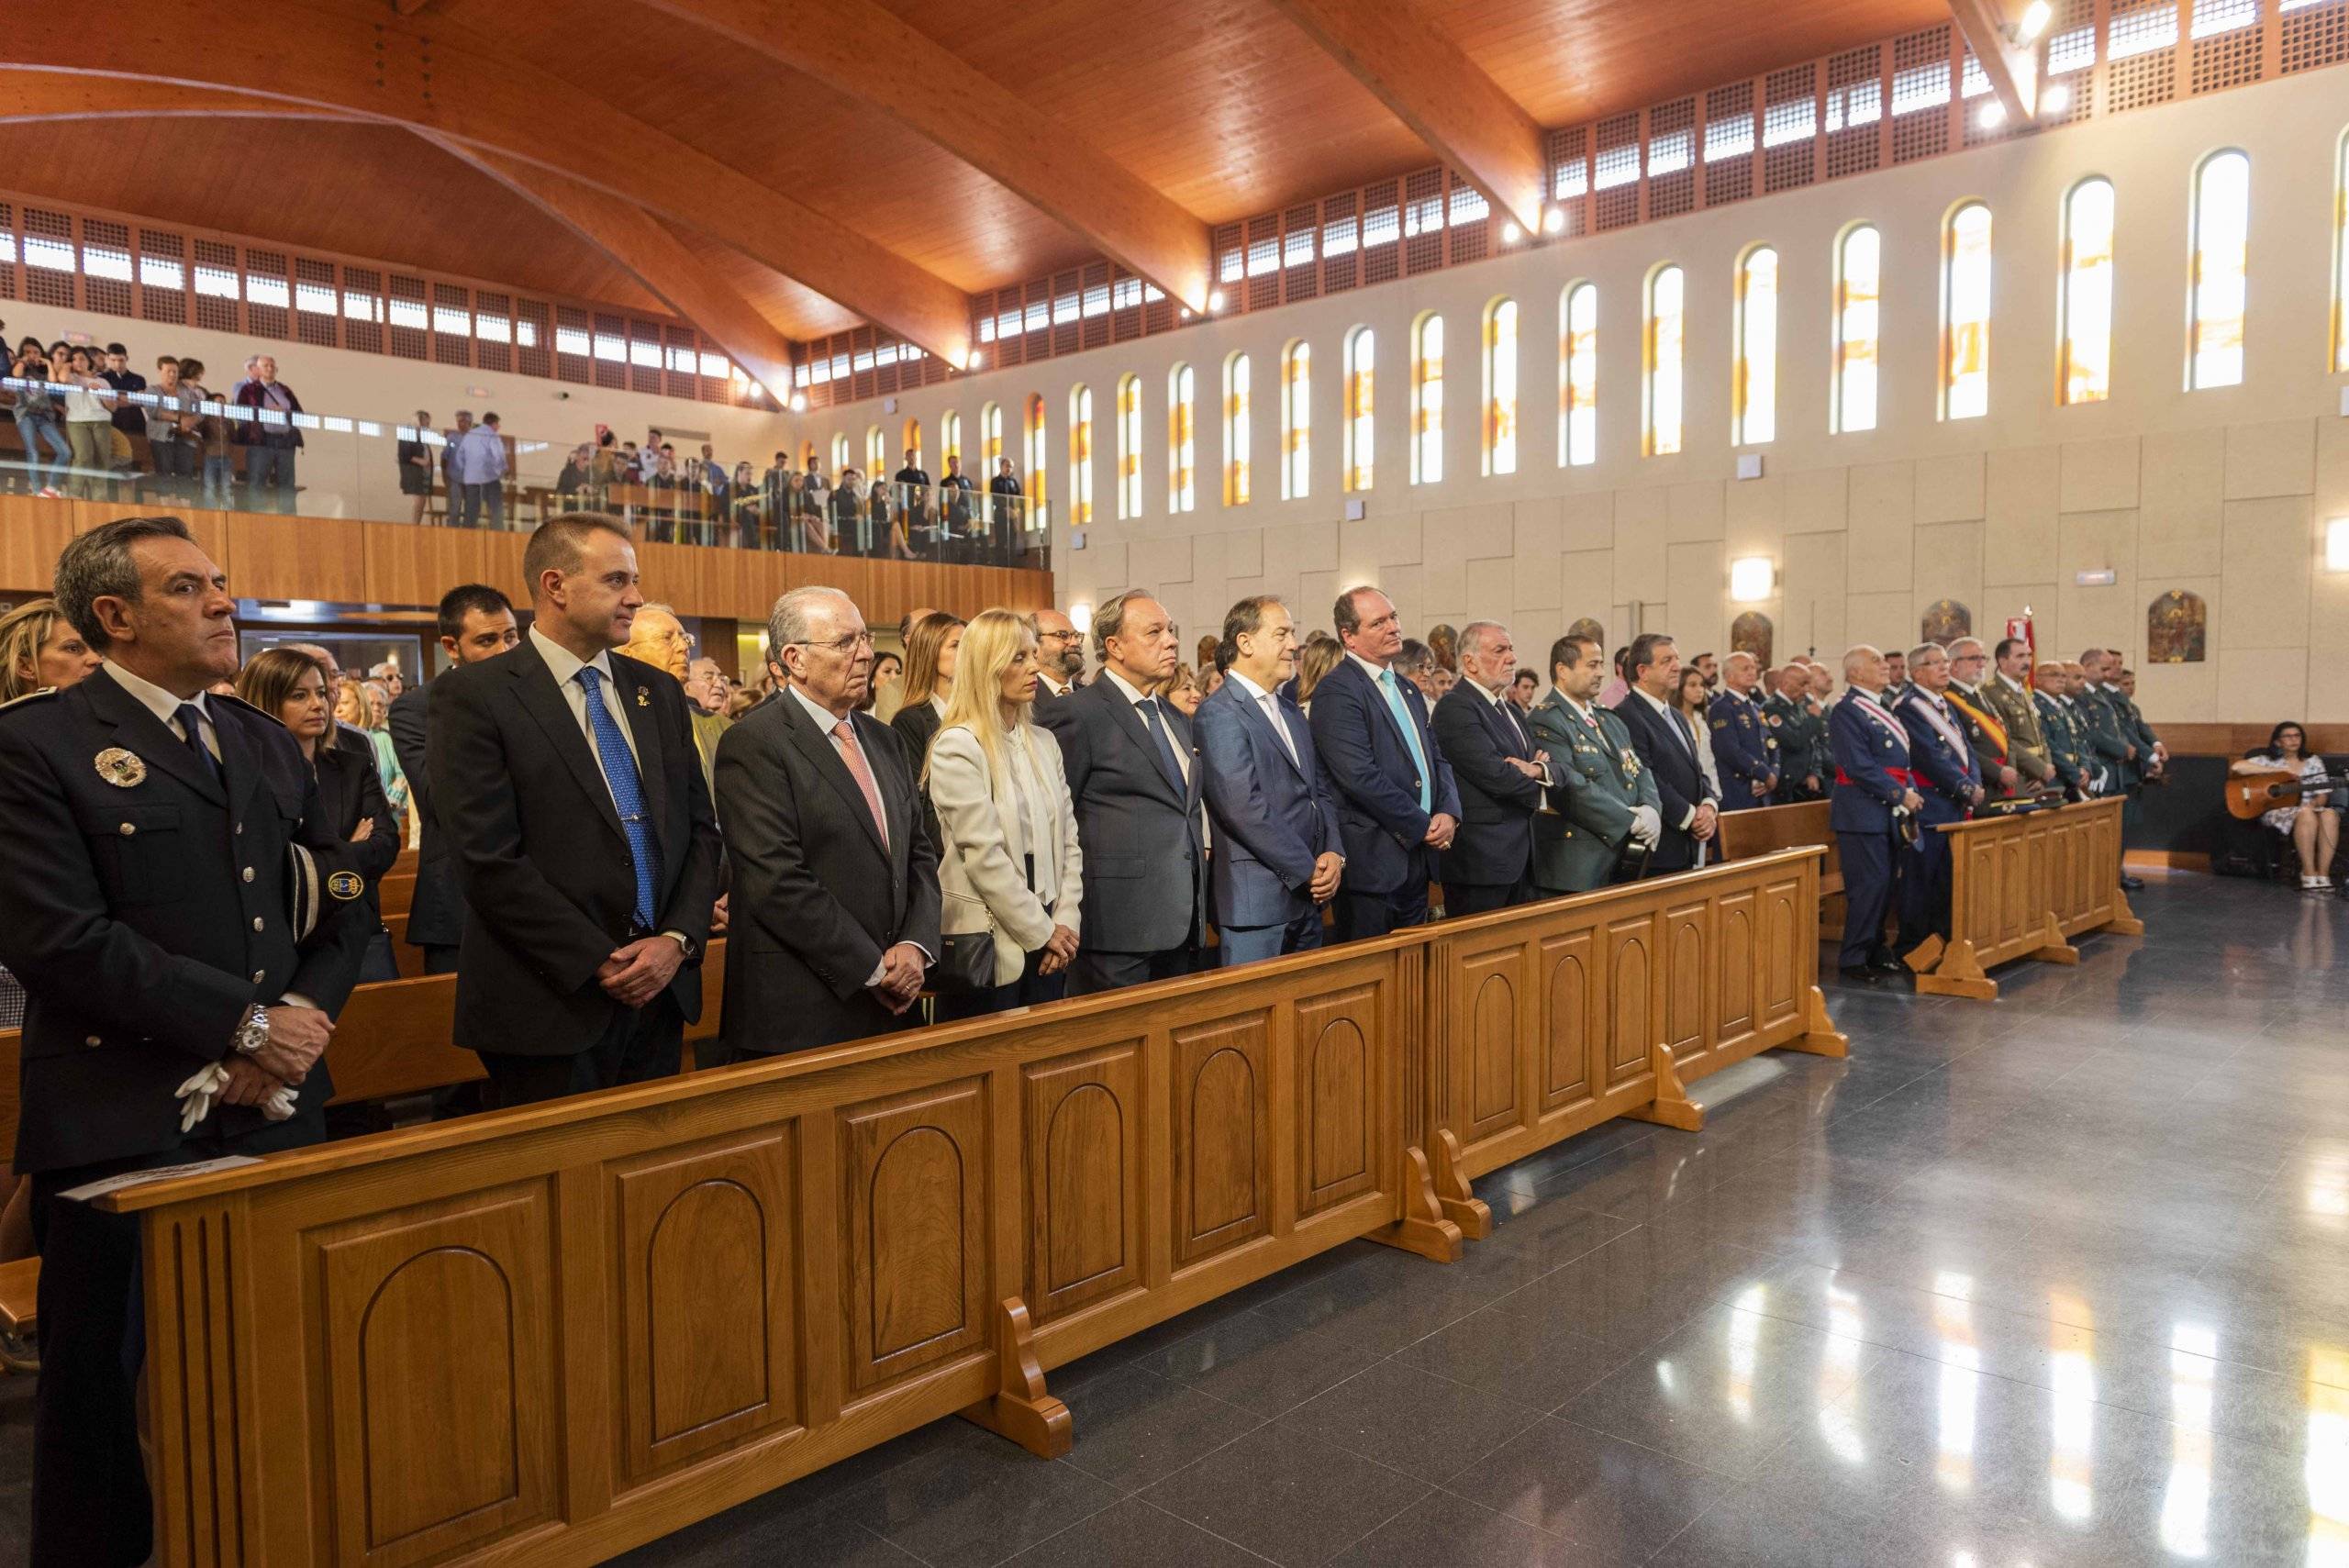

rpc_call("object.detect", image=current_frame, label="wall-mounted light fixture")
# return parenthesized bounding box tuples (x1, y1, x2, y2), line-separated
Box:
(1729, 556, 1776, 603)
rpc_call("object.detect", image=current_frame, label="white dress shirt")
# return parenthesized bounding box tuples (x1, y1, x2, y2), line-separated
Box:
(1224, 669, 1298, 768)
(101, 660, 217, 760)
(1629, 684, 1705, 839)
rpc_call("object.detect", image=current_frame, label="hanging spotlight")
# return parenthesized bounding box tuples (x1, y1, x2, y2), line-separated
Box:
(1542, 206, 1566, 235)
(1977, 100, 2008, 129)
(2018, 0, 2053, 42)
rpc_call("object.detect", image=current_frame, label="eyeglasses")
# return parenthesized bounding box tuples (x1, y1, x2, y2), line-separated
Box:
(792, 630, 874, 655)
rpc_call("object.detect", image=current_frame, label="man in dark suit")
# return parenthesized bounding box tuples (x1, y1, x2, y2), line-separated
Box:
(1039, 588, 1208, 992)
(429, 515, 722, 1106)
(1609, 632, 1717, 872)
(715, 586, 941, 1056)
(1196, 595, 1344, 963)
(1829, 644, 1923, 984)
(0, 515, 370, 1568)
(1309, 585, 1461, 940)
(387, 583, 519, 974)
(1429, 619, 1545, 915)
(1031, 606, 1084, 704)
(1893, 642, 1983, 955)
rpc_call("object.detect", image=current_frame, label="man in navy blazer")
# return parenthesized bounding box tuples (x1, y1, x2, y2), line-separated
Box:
(1892, 642, 1984, 957)
(1829, 644, 1925, 984)
(1197, 595, 1345, 963)
(1428, 619, 1547, 914)
(1308, 586, 1461, 940)
(1609, 633, 1717, 873)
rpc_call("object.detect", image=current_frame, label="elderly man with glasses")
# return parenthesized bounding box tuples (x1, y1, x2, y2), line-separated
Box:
(713, 586, 941, 1058)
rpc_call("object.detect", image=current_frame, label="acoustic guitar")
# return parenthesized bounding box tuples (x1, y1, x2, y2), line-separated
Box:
(2224, 766, 2338, 820)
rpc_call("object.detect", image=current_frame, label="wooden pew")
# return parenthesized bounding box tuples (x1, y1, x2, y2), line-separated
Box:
(1714, 800, 1841, 895)
(102, 856, 1838, 1567)
(1905, 797, 2142, 1000)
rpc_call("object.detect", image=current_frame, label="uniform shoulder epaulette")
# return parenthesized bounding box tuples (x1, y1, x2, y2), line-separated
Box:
(0, 685, 60, 716)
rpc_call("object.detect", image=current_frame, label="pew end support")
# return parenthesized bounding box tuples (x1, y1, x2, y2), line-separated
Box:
(1622, 1040, 1705, 1131)
(2027, 911, 2081, 965)
(957, 1297, 1071, 1460)
(1905, 933, 1999, 1001)
(1370, 1145, 1467, 1262)
(1787, 985, 1849, 1058)
(2105, 885, 2145, 937)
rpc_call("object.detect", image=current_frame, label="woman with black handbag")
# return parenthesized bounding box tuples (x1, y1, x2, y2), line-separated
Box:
(923, 609, 1083, 1018)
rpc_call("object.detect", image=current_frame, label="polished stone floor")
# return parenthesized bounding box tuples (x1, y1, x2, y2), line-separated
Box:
(4, 874, 2342, 1566)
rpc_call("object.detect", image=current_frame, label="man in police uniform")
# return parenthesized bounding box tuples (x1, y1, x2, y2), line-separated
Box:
(1707, 651, 1780, 811)
(1527, 632, 1662, 894)
(1978, 638, 2054, 794)
(0, 516, 370, 1568)
(1829, 644, 1921, 984)
(2085, 648, 2159, 888)
(1763, 665, 1823, 801)
(1804, 661, 1839, 794)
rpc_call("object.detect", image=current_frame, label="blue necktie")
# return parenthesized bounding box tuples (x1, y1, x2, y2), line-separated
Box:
(173, 703, 221, 783)
(1376, 670, 1432, 812)
(575, 666, 660, 931)
(1136, 697, 1187, 796)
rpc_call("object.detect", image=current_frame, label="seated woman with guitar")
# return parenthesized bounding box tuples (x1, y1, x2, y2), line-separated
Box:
(2230, 722, 2339, 890)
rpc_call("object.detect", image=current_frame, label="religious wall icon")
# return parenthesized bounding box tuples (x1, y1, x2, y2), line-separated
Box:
(1730, 611, 1773, 670)
(2146, 590, 2206, 663)
(1921, 598, 1972, 646)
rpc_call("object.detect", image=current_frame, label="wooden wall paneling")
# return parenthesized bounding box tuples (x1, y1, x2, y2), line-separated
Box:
(1292, 980, 1381, 1219)
(224, 513, 370, 603)
(0, 497, 72, 592)
(1537, 925, 1600, 1118)
(1659, 895, 1713, 1067)
(1448, 935, 1528, 1148)
(1605, 907, 1659, 1092)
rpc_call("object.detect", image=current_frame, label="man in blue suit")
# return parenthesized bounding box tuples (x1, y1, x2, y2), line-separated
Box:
(1309, 585, 1461, 941)
(1197, 595, 1345, 963)
(1707, 651, 1780, 811)
(1892, 642, 1984, 956)
(1609, 633, 1717, 872)
(1829, 644, 1924, 984)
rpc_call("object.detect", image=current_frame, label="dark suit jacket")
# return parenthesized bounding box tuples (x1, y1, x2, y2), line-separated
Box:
(428, 638, 722, 1059)
(1429, 683, 1542, 889)
(890, 695, 943, 766)
(312, 740, 400, 927)
(1308, 657, 1462, 895)
(1610, 690, 1715, 871)
(387, 681, 463, 949)
(714, 691, 942, 1054)
(1195, 675, 1342, 929)
(1039, 673, 1208, 954)
(0, 672, 368, 1173)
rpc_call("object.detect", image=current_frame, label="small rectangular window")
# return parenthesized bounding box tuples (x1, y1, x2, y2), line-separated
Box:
(81, 245, 132, 283)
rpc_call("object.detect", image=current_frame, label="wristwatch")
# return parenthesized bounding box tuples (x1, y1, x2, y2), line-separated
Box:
(232, 1003, 270, 1058)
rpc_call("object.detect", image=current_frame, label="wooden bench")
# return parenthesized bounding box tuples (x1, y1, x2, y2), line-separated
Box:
(1714, 800, 1841, 894)
(0, 1257, 36, 1345)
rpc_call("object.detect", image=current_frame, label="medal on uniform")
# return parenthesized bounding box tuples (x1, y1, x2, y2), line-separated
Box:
(635, 686, 650, 706)
(1620, 745, 1641, 780)
(94, 748, 147, 788)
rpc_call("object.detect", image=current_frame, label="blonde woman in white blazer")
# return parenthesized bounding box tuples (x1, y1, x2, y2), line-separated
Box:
(923, 608, 1085, 1018)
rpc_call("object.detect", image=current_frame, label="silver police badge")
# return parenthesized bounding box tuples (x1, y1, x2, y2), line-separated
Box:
(94, 748, 147, 788)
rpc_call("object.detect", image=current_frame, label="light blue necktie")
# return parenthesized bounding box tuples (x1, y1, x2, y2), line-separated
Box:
(1375, 669, 1432, 812)
(575, 666, 660, 931)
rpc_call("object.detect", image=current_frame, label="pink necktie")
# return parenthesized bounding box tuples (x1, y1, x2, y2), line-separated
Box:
(831, 718, 890, 849)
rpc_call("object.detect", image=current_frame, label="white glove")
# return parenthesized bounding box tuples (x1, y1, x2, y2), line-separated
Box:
(1630, 805, 1662, 848)
(175, 1063, 297, 1133)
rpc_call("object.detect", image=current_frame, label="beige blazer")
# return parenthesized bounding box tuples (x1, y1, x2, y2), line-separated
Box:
(929, 721, 1084, 985)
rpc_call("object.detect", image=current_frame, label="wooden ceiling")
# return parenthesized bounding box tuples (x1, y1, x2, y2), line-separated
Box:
(6, 0, 1955, 367)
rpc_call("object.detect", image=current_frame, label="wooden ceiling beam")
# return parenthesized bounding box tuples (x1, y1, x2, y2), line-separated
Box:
(639, 0, 1211, 314)
(1265, 0, 1549, 236)
(0, 2, 974, 362)
(1947, 0, 2040, 125)
(431, 139, 798, 399)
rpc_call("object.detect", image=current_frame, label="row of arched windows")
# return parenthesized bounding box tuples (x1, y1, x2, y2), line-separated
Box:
(840, 149, 2294, 519)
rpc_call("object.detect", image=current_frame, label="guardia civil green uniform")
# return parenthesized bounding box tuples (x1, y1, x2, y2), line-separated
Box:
(1526, 688, 1663, 894)
(1978, 673, 2054, 787)
(1762, 688, 1824, 802)
(2033, 688, 2091, 796)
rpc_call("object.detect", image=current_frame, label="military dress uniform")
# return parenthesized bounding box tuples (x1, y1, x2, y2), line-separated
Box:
(0, 663, 369, 1568)
(1978, 673, 2054, 790)
(1828, 687, 1915, 975)
(1946, 681, 2015, 795)
(1895, 686, 1982, 952)
(2034, 688, 2091, 797)
(1526, 689, 1662, 894)
(1763, 688, 1821, 801)
(1707, 687, 1779, 812)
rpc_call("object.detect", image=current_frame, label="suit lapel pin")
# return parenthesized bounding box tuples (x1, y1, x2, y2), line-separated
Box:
(635, 685, 650, 707)
(95, 748, 147, 788)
